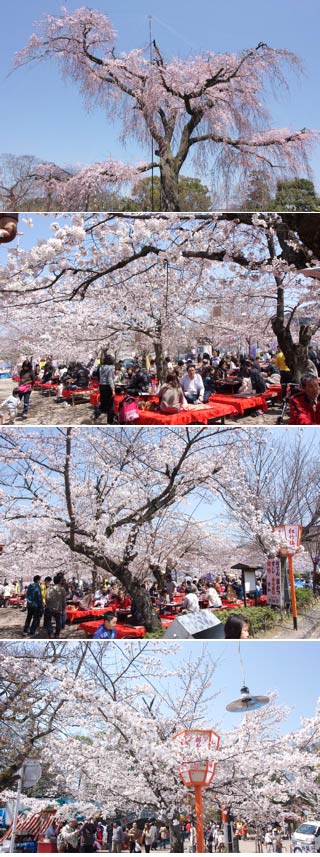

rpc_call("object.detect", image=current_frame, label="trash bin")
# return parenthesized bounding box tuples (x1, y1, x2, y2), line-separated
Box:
(233, 834, 240, 852)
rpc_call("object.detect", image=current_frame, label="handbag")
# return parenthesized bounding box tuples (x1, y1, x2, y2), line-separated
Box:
(18, 383, 32, 393)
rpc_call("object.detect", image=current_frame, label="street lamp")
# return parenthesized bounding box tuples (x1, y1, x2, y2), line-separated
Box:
(174, 729, 220, 854)
(274, 524, 302, 630)
(226, 684, 270, 712)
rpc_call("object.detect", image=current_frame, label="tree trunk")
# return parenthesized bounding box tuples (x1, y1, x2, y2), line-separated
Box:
(154, 335, 165, 383)
(272, 315, 313, 382)
(160, 154, 180, 211)
(65, 539, 163, 633)
(92, 563, 98, 592)
(149, 562, 166, 590)
(271, 278, 313, 382)
(100, 562, 162, 633)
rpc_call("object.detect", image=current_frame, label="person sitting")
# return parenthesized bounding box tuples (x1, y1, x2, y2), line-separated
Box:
(289, 375, 320, 425)
(0, 388, 22, 424)
(200, 353, 212, 378)
(265, 365, 281, 387)
(180, 365, 204, 404)
(93, 611, 117, 639)
(211, 349, 220, 367)
(158, 373, 186, 413)
(205, 581, 222, 608)
(112, 590, 132, 610)
(75, 364, 89, 388)
(214, 358, 229, 381)
(176, 359, 185, 377)
(249, 360, 266, 394)
(125, 365, 150, 395)
(42, 360, 54, 383)
(182, 584, 200, 612)
(203, 366, 217, 402)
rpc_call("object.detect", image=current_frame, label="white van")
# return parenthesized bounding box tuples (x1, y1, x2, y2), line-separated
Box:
(292, 821, 320, 852)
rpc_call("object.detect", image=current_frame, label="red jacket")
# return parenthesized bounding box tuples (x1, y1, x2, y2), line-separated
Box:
(289, 392, 320, 425)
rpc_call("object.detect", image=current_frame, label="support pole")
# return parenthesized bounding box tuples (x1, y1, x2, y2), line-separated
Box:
(194, 784, 204, 854)
(242, 570, 247, 607)
(287, 553, 298, 630)
(10, 772, 22, 853)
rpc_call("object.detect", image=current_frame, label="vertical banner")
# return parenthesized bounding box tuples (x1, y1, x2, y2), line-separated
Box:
(266, 558, 283, 607)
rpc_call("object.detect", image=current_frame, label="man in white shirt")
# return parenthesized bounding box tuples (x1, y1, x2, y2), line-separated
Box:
(182, 585, 200, 612)
(180, 365, 204, 403)
(205, 582, 222, 608)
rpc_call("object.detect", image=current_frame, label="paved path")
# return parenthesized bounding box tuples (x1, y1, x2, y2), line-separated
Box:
(263, 601, 320, 639)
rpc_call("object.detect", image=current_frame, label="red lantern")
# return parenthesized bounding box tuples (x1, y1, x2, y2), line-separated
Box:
(174, 729, 220, 853)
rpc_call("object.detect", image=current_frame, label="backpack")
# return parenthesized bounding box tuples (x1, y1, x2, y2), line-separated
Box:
(46, 584, 63, 612)
(118, 395, 140, 424)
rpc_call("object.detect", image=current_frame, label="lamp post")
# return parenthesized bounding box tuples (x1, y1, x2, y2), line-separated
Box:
(174, 729, 220, 854)
(274, 524, 302, 630)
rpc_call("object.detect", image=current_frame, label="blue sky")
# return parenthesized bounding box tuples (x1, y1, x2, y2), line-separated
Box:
(151, 640, 319, 735)
(1, 0, 319, 191)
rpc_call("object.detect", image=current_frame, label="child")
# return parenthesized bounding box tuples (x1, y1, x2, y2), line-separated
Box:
(0, 388, 22, 423)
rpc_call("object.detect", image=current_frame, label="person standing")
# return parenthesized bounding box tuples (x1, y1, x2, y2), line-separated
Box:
(98, 354, 115, 423)
(149, 823, 158, 851)
(265, 830, 273, 853)
(23, 575, 43, 636)
(79, 820, 97, 853)
(142, 823, 153, 853)
(58, 820, 80, 853)
(18, 360, 35, 418)
(44, 573, 66, 638)
(189, 823, 197, 853)
(111, 822, 123, 853)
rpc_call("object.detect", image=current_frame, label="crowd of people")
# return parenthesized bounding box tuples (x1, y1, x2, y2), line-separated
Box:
(0, 569, 268, 640)
(1, 345, 320, 424)
(9, 812, 293, 853)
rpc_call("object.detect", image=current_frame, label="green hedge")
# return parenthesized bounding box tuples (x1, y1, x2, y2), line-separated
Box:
(295, 588, 314, 611)
(219, 606, 279, 636)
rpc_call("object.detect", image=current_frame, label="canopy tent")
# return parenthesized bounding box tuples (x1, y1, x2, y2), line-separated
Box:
(0, 808, 57, 843)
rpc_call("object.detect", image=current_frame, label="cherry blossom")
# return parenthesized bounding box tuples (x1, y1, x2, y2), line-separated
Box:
(13, 8, 319, 209)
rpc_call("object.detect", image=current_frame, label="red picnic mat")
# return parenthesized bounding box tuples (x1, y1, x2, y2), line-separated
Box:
(209, 393, 268, 415)
(78, 621, 146, 638)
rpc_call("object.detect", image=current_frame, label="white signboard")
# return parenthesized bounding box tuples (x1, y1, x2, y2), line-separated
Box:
(266, 558, 283, 607)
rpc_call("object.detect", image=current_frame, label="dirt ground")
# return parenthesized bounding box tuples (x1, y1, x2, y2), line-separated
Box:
(0, 377, 288, 426)
(1, 601, 320, 640)
(0, 605, 87, 639)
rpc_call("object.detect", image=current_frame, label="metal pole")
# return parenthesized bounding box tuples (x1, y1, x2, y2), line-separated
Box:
(287, 553, 298, 630)
(10, 771, 22, 853)
(194, 784, 204, 854)
(242, 570, 247, 608)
